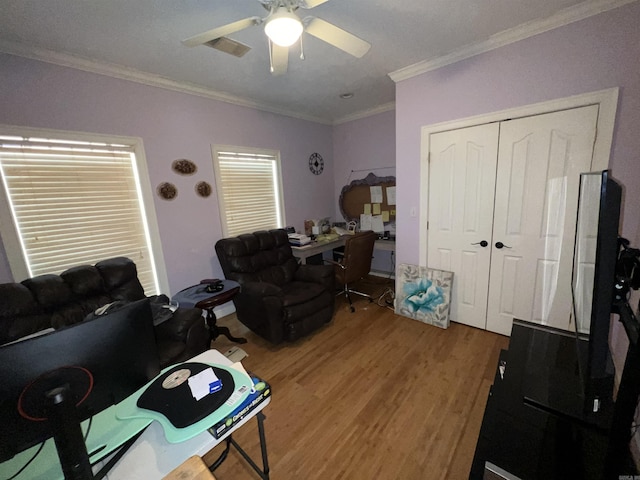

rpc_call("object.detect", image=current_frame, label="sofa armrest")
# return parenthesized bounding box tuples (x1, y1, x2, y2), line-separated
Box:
(181, 311, 209, 357)
(241, 281, 282, 297)
(154, 306, 209, 367)
(232, 282, 286, 344)
(295, 264, 335, 292)
(155, 307, 204, 343)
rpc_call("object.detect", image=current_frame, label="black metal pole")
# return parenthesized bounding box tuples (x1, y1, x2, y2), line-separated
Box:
(46, 385, 93, 480)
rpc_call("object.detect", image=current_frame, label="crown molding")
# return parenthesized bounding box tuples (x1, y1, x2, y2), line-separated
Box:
(332, 102, 395, 125)
(0, 39, 333, 125)
(389, 0, 638, 83)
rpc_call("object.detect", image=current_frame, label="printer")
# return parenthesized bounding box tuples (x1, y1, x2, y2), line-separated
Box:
(288, 233, 311, 246)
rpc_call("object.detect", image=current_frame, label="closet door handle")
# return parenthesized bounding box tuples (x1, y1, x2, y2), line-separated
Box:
(495, 241, 511, 249)
(471, 240, 488, 247)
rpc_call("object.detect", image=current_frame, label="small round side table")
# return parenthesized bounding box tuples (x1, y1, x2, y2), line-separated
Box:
(172, 280, 247, 344)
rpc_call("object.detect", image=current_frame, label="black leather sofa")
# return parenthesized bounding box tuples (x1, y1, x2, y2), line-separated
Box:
(215, 229, 335, 344)
(0, 257, 209, 368)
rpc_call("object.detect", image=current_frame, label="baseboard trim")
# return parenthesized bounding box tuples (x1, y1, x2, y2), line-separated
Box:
(369, 270, 395, 279)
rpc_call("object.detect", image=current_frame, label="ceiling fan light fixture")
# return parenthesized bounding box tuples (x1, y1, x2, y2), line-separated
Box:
(264, 8, 303, 47)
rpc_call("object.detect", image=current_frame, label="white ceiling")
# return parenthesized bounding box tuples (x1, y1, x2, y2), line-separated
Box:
(0, 0, 625, 124)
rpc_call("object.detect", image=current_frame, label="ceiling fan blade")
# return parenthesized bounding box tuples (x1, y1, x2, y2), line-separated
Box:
(304, 17, 370, 58)
(182, 17, 261, 47)
(271, 44, 289, 76)
(300, 0, 330, 8)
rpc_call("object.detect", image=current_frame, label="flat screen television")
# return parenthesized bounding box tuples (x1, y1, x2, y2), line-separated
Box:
(0, 298, 160, 465)
(571, 169, 622, 407)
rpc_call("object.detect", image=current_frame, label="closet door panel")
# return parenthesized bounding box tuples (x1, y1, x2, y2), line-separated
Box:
(428, 123, 499, 329)
(486, 105, 599, 335)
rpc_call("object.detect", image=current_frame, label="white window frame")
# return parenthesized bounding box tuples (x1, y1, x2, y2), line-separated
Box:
(212, 145, 286, 237)
(0, 124, 169, 294)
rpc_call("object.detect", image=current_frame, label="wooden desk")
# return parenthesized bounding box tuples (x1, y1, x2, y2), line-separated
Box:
(291, 237, 345, 264)
(374, 239, 395, 252)
(291, 236, 395, 264)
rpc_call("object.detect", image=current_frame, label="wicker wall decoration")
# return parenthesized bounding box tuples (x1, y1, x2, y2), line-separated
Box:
(195, 181, 212, 198)
(172, 159, 197, 175)
(157, 182, 177, 200)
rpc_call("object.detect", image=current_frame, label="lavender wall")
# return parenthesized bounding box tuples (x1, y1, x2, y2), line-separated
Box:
(332, 109, 396, 213)
(333, 109, 396, 273)
(395, 1, 640, 271)
(0, 54, 334, 293)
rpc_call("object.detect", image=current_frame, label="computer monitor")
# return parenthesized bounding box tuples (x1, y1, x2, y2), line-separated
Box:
(0, 298, 160, 464)
(571, 170, 622, 406)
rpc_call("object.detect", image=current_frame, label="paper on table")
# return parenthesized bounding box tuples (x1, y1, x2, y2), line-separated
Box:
(370, 186, 383, 203)
(386, 186, 396, 205)
(225, 362, 253, 407)
(188, 367, 221, 401)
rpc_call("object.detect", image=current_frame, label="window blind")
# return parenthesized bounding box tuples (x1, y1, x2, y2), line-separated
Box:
(0, 135, 159, 294)
(214, 148, 284, 237)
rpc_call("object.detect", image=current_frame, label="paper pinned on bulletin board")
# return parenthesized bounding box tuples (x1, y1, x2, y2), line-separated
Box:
(386, 186, 396, 205)
(370, 186, 383, 203)
(371, 215, 384, 233)
(360, 214, 372, 231)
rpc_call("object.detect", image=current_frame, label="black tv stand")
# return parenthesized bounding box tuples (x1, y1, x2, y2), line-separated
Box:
(470, 319, 631, 480)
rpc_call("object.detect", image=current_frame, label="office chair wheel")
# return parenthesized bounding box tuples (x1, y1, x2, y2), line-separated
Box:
(350, 305, 355, 313)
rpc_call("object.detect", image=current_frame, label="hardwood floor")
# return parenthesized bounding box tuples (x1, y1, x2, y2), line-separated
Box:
(204, 278, 509, 479)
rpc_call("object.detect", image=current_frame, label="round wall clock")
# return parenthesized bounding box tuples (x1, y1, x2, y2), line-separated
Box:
(309, 152, 324, 175)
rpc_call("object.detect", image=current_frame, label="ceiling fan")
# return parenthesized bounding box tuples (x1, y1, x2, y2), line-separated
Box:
(182, 0, 371, 75)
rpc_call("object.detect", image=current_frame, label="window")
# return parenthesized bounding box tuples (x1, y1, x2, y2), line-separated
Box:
(213, 145, 285, 237)
(0, 127, 166, 295)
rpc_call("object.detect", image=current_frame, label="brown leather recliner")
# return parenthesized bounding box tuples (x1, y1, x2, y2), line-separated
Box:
(215, 229, 335, 344)
(0, 257, 209, 368)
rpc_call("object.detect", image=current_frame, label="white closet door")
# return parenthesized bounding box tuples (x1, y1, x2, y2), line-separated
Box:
(428, 123, 499, 329)
(486, 105, 599, 335)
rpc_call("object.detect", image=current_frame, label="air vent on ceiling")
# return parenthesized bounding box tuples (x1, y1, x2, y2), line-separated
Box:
(204, 37, 251, 57)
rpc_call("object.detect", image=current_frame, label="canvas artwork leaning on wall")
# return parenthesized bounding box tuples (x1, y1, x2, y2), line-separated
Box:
(396, 263, 453, 329)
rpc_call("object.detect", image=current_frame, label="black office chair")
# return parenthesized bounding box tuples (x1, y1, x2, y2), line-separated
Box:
(328, 231, 377, 312)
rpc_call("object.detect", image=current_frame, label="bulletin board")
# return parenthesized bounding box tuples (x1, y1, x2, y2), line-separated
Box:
(338, 172, 396, 226)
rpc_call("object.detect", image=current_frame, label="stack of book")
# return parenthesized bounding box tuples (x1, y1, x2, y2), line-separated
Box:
(208, 375, 271, 439)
